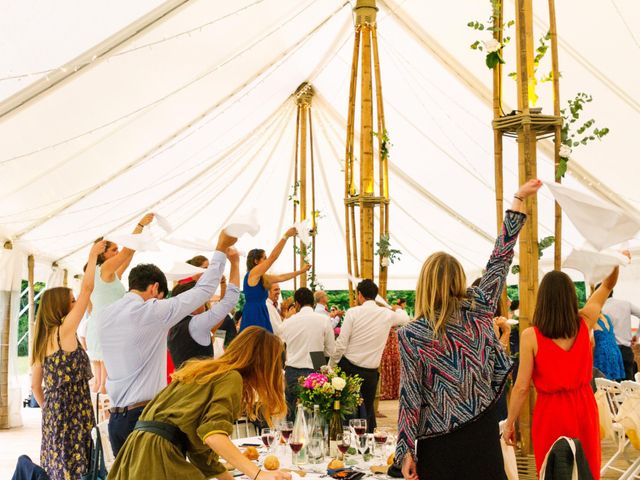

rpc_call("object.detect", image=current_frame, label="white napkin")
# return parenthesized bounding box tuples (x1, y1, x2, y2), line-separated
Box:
(544, 181, 640, 250)
(106, 229, 161, 251)
(348, 274, 363, 285)
(162, 237, 212, 251)
(375, 294, 393, 310)
(154, 213, 174, 234)
(159, 261, 206, 281)
(225, 209, 260, 238)
(293, 218, 312, 246)
(562, 247, 629, 284)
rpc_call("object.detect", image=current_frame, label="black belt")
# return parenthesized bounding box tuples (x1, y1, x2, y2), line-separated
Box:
(340, 357, 379, 373)
(134, 420, 189, 454)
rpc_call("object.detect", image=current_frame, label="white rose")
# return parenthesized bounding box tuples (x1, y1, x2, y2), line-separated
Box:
(559, 145, 571, 158)
(332, 377, 347, 391)
(381, 257, 390, 267)
(483, 38, 501, 53)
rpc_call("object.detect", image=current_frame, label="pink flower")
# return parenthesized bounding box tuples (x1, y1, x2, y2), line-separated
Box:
(303, 373, 329, 389)
(334, 327, 341, 336)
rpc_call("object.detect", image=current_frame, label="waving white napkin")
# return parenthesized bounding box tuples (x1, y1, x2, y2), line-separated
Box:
(563, 246, 629, 284)
(544, 181, 640, 250)
(162, 237, 212, 251)
(154, 213, 174, 234)
(293, 218, 313, 246)
(160, 262, 206, 281)
(106, 229, 162, 252)
(224, 209, 260, 238)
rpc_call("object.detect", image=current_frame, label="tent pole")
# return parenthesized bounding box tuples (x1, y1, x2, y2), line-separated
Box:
(27, 256, 35, 367)
(309, 109, 317, 289)
(0, 242, 14, 428)
(548, 0, 562, 270)
(293, 105, 301, 291)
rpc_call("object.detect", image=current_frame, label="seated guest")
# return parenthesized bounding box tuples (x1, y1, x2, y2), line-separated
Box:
(168, 249, 240, 370)
(241, 228, 309, 333)
(281, 288, 336, 420)
(267, 282, 283, 335)
(314, 290, 343, 328)
(330, 279, 410, 432)
(396, 179, 540, 480)
(108, 327, 291, 480)
(99, 231, 237, 456)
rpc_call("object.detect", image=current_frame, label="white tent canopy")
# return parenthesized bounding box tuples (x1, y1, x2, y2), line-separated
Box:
(1, 0, 640, 290)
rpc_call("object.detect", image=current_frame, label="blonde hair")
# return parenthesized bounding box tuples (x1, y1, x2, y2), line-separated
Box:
(171, 326, 286, 422)
(414, 252, 468, 337)
(31, 287, 72, 365)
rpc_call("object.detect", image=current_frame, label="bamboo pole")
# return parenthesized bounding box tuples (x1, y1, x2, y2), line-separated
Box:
(372, 24, 389, 296)
(293, 106, 300, 290)
(515, 0, 539, 455)
(309, 107, 317, 287)
(359, 23, 375, 280)
(63, 269, 69, 288)
(299, 104, 309, 288)
(345, 28, 361, 305)
(0, 242, 13, 428)
(548, 0, 562, 271)
(27, 255, 35, 366)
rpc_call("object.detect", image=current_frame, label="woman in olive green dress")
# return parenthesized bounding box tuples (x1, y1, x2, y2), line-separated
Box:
(108, 326, 291, 480)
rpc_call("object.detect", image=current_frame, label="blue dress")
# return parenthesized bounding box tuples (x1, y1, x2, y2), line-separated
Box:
(240, 273, 272, 333)
(593, 315, 625, 381)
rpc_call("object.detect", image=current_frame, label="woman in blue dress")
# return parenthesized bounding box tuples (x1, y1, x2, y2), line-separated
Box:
(593, 313, 626, 381)
(240, 227, 309, 333)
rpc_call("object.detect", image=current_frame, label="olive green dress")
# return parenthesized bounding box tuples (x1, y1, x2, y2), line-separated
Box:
(108, 370, 242, 479)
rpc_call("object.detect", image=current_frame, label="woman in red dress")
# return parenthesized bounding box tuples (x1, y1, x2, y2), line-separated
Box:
(503, 261, 625, 479)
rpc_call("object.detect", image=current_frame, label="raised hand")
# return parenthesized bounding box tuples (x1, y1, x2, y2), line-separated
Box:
(300, 263, 311, 273)
(516, 179, 542, 199)
(226, 247, 240, 263)
(217, 230, 238, 251)
(90, 240, 107, 258)
(285, 227, 297, 239)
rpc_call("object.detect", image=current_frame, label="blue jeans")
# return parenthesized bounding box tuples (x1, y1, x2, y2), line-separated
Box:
(285, 367, 314, 421)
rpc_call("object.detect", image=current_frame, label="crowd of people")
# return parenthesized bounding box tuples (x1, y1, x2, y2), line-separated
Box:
(25, 179, 640, 480)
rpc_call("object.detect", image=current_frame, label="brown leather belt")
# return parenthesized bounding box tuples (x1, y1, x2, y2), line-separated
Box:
(109, 401, 149, 414)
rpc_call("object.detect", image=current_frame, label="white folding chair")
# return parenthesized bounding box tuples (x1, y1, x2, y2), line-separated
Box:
(596, 378, 632, 477)
(98, 420, 115, 470)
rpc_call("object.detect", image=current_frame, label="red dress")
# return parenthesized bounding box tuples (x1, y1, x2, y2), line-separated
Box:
(532, 319, 600, 479)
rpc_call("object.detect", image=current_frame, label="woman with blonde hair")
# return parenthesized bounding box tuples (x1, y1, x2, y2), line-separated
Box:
(396, 179, 541, 480)
(31, 240, 106, 480)
(108, 326, 291, 480)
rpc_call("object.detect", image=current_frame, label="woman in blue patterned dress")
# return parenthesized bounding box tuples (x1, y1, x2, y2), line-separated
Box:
(240, 227, 309, 333)
(396, 179, 541, 480)
(30, 240, 105, 480)
(594, 313, 626, 380)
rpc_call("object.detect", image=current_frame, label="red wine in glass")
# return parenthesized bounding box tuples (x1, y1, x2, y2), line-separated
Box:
(354, 426, 366, 436)
(281, 429, 293, 441)
(374, 434, 388, 445)
(337, 443, 350, 454)
(290, 441, 303, 454)
(261, 434, 275, 447)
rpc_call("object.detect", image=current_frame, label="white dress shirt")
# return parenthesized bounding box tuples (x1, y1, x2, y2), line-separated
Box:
(99, 251, 227, 407)
(330, 300, 410, 369)
(266, 298, 283, 336)
(602, 297, 640, 347)
(281, 306, 335, 369)
(315, 303, 340, 328)
(188, 283, 240, 345)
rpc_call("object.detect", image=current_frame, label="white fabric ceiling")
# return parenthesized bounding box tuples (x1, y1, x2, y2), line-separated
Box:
(1, 0, 639, 289)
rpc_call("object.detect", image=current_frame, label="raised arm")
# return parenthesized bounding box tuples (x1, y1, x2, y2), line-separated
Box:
(264, 264, 311, 285)
(60, 240, 105, 338)
(101, 213, 155, 281)
(248, 228, 297, 285)
(580, 265, 620, 329)
(469, 180, 541, 316)
(189, 249, 241, 345)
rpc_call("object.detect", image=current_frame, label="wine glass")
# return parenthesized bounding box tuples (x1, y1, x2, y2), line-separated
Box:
(373, 427, 388, 460)
(356, 433, 374, 461)
(279, 421, 294, 445)
(261, 428, 276, 453)
(290, 429, 306, 466)
(349, 418, 367, 437)
(336, 431, 351, 461)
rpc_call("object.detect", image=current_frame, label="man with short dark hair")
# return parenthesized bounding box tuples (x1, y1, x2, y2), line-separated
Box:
(281, 287, 335, 419)
(330, 279, 410, 432)
(99, 231, 237, 456)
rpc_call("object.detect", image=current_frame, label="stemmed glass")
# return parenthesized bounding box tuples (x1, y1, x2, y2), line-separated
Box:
(373, 427, 388, 460)
(349, 419, 367, 437)
(336, 431, 351, 461)
(261, 428, 276, 454)
(290, 428, 306, 465)
(279, 421, 294, 445)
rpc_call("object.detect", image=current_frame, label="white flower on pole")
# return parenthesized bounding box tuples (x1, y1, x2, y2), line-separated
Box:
(381, 257, 390, 267)
(332, 377, 346, 391)
(483, 38, 501, 53)
(559, 145, 572, 158)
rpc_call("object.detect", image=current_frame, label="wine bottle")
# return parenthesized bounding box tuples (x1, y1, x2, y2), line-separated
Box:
(328, 400, 342, 457)
(292, 404, 308, 465)
(308, 405, 325, 464)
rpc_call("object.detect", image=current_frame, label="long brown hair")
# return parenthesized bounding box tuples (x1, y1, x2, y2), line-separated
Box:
(171, 326, 285, 422)
(415, 252, 468, 336)
(31, 287, 72, 365)
(94, 237, 113, 266)
(532, 270, 580, 339)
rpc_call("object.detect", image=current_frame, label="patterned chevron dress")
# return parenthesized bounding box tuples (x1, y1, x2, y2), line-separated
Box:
(395, 210, 526, 480)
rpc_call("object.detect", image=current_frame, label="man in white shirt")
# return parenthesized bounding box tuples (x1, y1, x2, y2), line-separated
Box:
(99, 231, 237, 455)
(314, 290, 344, 328)
(330, 279, 410, 432)
(281, 287, 335, 420)
(266, 282, 283, 336)
(602, 291, 640, 380)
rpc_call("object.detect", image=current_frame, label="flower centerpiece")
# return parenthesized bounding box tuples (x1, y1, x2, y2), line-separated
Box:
(297, 366, 363, 454)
